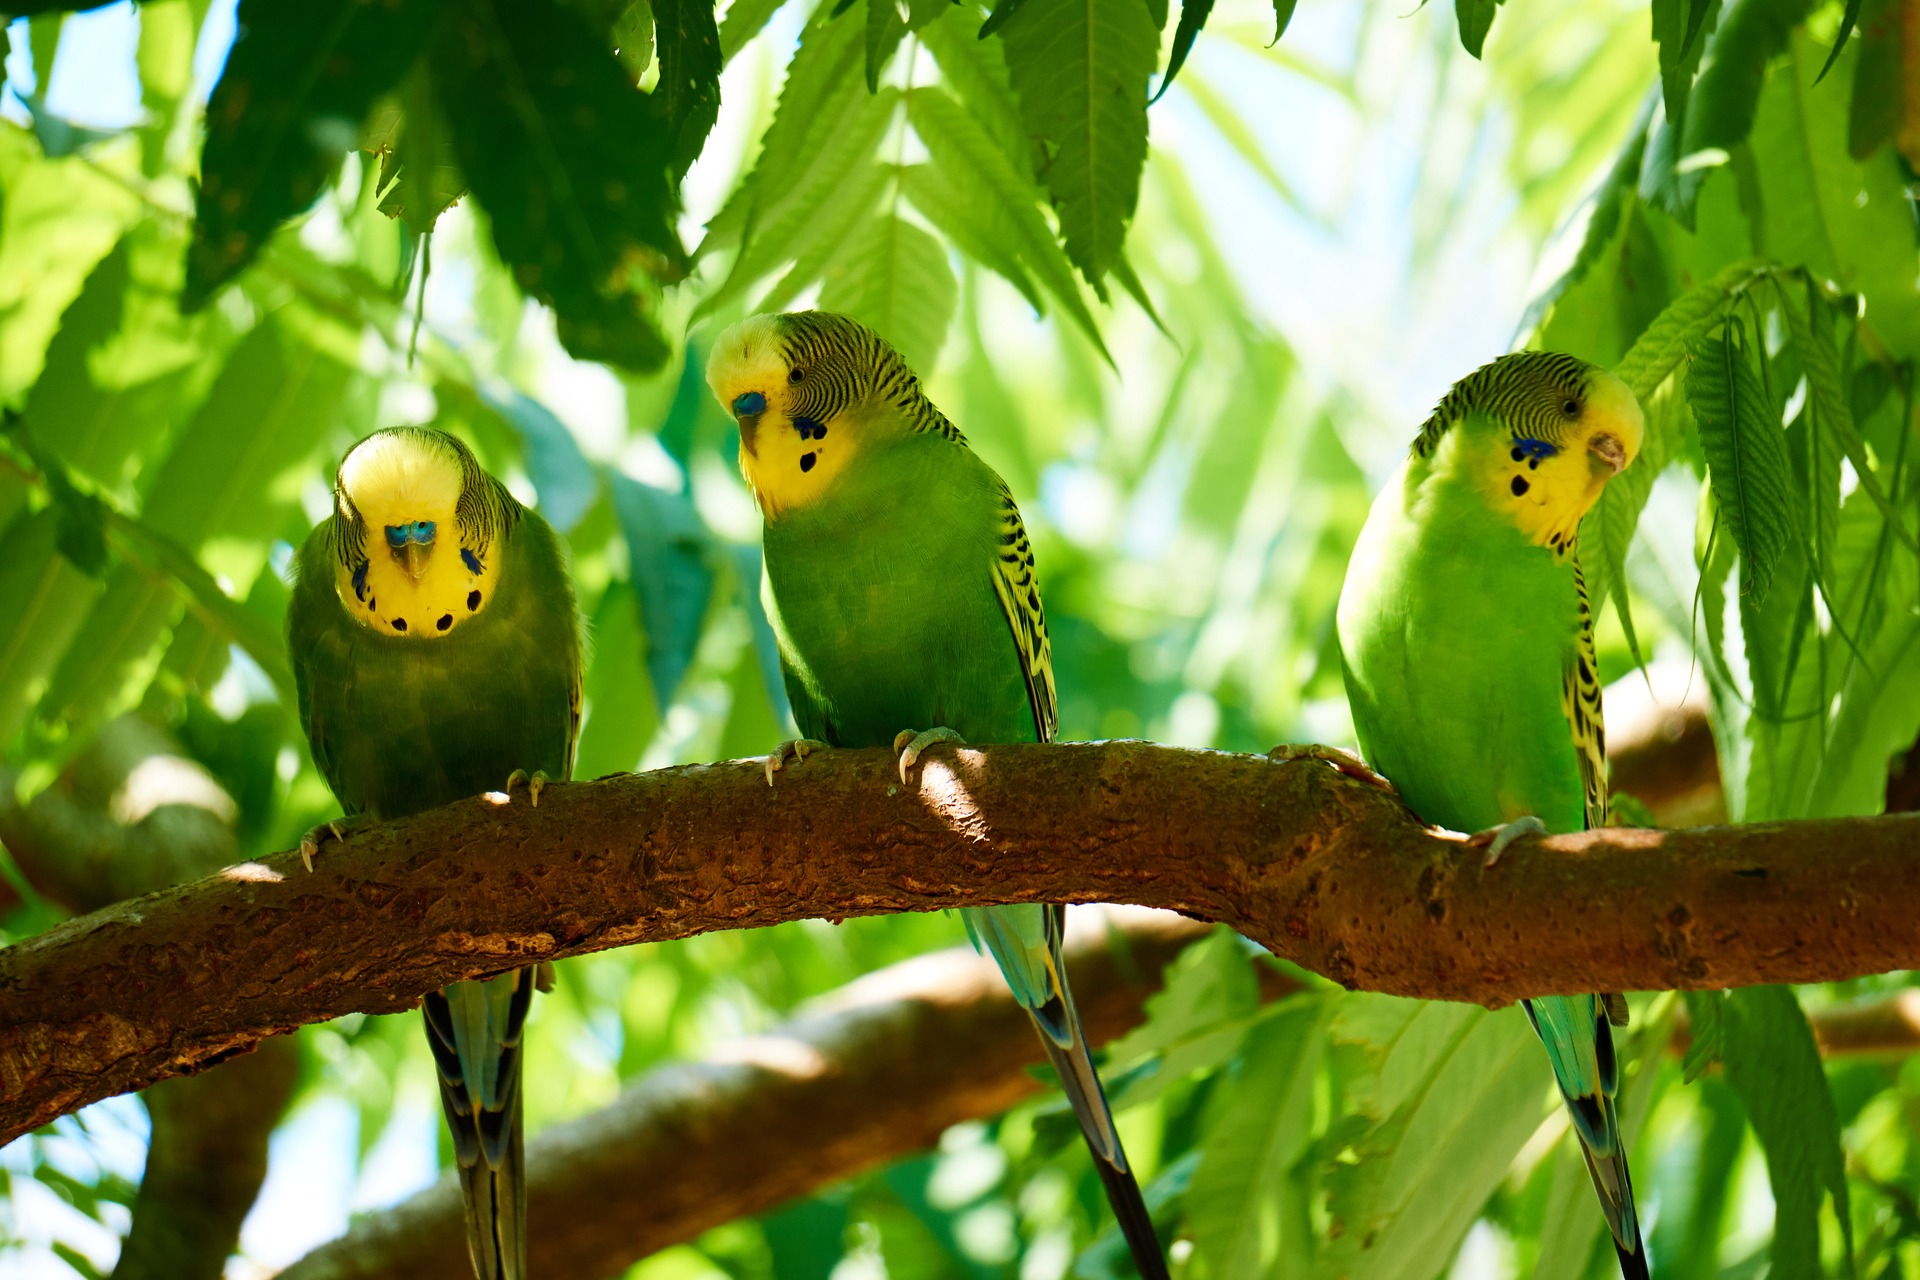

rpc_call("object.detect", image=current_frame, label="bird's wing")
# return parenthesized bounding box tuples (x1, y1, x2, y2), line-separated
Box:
(986, 478, 1058, 745)
(1563, 555, 1609, 832)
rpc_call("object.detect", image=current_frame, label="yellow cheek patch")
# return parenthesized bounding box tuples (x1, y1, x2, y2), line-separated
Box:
(335, 543, 502, 637)
(739, 412, 859, 518)
(1488, 442, 1600, 558)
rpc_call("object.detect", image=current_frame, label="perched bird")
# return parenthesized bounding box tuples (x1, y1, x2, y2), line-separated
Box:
(287, 427, 581, 1280)
(707, 311, 1169, 1280)
(1335, 352, 1649, 1279)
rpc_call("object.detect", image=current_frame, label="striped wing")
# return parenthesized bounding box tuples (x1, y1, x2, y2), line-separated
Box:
(987, 479, 1058, 745)
(1562, 556, 1609, 831)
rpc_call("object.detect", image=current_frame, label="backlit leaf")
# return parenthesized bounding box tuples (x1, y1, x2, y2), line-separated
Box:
(1688, 322, 1797, 606)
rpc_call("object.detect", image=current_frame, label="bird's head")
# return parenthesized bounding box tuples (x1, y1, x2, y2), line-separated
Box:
(1425, 352, 1644, 556)
(329, 428, 509, 637)
(706, 311, 915, 519)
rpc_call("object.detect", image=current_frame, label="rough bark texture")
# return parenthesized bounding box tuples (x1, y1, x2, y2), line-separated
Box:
(4, 740, 1919, 1147)
(280, 909, 1244, 1280)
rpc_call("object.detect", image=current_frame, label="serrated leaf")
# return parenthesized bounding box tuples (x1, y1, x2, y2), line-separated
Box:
(1720, 986, 1854, 1273)
(1650, 0, 1718, 134)
(653, 0, 722, 177)
(1188, 998, 1328, 1278)
(1614, 257, 1769, 402)
(1152, 0, 1214, 104)
(918, 5, 1032, 175)
(187, 0, 443, 307)
(906, 86, 1109, 357)
(997, 0, 1157, 289)
(610, 472, 714, 709)
(717, 0, 785, 62)
(757, 161, 892, 313)
(1454, 0, 1501, 59)
(1102, 927, 1261, 1109)
(613, 0, 654, 83)
(897, 162, 1042, 311)
(376, 60, 468, 237)
(817, 213, 957, 374)
(432, 0, 684, 372)
(1688, 322, 1798, 606)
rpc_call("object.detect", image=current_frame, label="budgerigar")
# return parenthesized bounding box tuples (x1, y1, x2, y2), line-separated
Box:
(707, 312, 1169, 1279)
(287, 427, 582, 1280)
(1335, 352, 1650, 1278)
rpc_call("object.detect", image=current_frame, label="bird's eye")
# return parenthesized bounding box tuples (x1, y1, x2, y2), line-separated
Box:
(1561, 398, 1580, 416)
(788, 368, 805, 384)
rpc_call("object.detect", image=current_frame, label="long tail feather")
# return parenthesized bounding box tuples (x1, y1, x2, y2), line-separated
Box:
(1525, 997, 1650, 1280)
(1036, 1021, 1170, 1280)
(423, 970, 535, 1280)
(965, 903, 1168, 1280)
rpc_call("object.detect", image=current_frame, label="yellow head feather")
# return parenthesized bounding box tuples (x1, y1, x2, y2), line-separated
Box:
(1421, 353, 1644, 557)
(706, 311, 957, 519)
(329, 428, 511, 638)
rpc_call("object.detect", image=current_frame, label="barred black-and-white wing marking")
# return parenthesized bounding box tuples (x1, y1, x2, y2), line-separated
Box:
(988, 479, 1058, 745)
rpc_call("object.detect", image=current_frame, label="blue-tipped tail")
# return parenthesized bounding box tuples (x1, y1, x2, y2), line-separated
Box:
(1524, 996, 1650, 1280)
(423, 969, 536, 1280)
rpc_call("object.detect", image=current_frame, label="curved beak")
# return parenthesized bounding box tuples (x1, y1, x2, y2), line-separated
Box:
(399, 540, 432, 581)
(1589, 432, 1628, 475)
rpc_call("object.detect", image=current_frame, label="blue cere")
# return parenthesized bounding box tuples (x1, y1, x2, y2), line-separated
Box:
(385, 520, 437, 546)
(462, 548, 483, 574)
(733, 391, 767, 417)
(1511, 437, 1558, 467)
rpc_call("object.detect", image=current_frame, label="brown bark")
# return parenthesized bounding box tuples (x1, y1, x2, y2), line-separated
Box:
(280, 909, 1247, 1280)
(3, 740, 1919, 1148)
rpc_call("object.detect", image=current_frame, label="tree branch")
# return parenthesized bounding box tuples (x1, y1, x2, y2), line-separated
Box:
(279, 909, 1246, 1280)
(4, 740, 1918, 1147)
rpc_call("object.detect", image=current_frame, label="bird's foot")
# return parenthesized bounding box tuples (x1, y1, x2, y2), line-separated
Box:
(892, 726, 965, 783)
(1466, 814, 1547, 868)
(1267, 743, 1397, 791)
(765, 738, 829, 787)
(498, 769, 552, 807)
(298, 818, 357, 873)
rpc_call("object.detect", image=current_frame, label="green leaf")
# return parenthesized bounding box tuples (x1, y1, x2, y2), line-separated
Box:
(1269, 0, 1298, 44)
(187, 0, 443, 307)
(1522, 93, 1654, 342)
(1719, 986, 1854, 1274)
(432, 0, 685, 373)
(1187, 998, 1329, 1278)
(897, 162, 1042, 311)
(373, 61, 468, 237)
(997, 0, 1157, 289)
(817, 213, 958, 374)
(756, 160, 891, 312)
(1687, 322, 1797, 606)
(1102, 927, 1262, 1109)
(0, 511, 102, 746)
(978, 0, 1033, 39)
(1814, 0, 1864, 82)
(473, 382, 600, 533)
(1650, 0, 1718, 134)
(652, 0, 723, 178)
(1847, 0, 1901, 157)
(609, 473, 714, 709)
(613, 0, 655, 83)
(1613, 256, 1769, 403)
(573, 580, 658, 778)
(906, 86, 1109, 357)
(866, 0, 907, 92)
(1453, 0, 1502, 59)
(1152, 0, 1215, 104)
(1680, 989, 1726, 1081)
(1641, 0, 1812, 223)
(1325, 1001, 1548, 1280)
(717, 0, 786, 62)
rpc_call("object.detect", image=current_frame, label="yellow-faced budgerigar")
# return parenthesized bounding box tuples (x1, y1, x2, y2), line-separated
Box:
(1336, 352, 1650, 1278)
(287, 427, 581, 1280)
(707, 311, 1169, 1279)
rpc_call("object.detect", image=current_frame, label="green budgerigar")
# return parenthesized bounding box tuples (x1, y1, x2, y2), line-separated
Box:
(707, 312, 1170, 1280)
(1336, 352, 1649, 1278)
(287, 427, 582, 1280)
